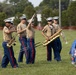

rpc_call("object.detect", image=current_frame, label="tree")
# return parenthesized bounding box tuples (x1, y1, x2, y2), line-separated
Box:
(52, 9, 59, 16)
(23, 5, 35, 19)
(12, 0, 33, 14)
(41, 7, 52, 26)
(8, 0, 23, 5)
(39, 0, 70, 10)
(0, 12, 7, 27)
(38, 0, 70, 26)
(0, 3, 3, 12)
(0, 1, 15, 17)
(3, 4, 15, 17)
(61, 10, 69, 26)
(13, 12, 22, 26)
(67, 1, 76, 26)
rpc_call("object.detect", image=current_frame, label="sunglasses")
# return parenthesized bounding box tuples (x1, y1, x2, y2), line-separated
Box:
(48, 20, 52, 22)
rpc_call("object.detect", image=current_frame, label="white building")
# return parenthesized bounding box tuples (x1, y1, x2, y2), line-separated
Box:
(70, 0, 76, 1)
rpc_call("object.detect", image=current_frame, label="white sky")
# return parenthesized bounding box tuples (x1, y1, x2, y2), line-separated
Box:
(28, 0, 43, 7)
(0, 0, 43, 7)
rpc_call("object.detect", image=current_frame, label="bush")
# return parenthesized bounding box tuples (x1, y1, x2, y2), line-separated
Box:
(0, 12, 7, 27)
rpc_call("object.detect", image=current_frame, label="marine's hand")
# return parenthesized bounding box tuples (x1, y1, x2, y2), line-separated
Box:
(46, 37, 50, 41)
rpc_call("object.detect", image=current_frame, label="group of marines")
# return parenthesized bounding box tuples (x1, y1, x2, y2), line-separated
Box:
(1, 14, 62, 68)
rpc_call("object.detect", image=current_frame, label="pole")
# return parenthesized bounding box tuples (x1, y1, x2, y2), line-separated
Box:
(59, 0, 68, 44)
(59, 0, 61, 27)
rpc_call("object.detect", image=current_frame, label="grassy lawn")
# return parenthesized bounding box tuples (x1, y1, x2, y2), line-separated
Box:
(0, 29, 76, 75)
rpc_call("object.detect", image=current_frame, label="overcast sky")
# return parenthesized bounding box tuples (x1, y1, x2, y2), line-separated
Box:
(0, 0, 43, 7)
(28, 0, 43, 7)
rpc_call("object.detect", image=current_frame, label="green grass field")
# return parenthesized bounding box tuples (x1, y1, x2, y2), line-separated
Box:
(0, 29, 76, 75)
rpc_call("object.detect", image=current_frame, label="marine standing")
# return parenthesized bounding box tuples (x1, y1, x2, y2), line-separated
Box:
(1, 19, 18, 68)
(17, 15, 27, 62)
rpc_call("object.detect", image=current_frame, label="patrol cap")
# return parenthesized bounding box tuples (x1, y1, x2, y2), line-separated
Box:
(53, 16, 59, 20)
(46, 17, 53, 21)
(20, 14, 26, 20)
(10, 21, 13, 25)
(4, 19, 11, 23)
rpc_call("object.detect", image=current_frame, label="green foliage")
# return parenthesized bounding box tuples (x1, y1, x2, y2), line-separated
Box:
(62, 10, 69, 26)
(14, 0, 30, 13)
(0, 3, 3, 12)
(41, 7, 53, 26)
(23, 5, 35, 19)
(38, 0, 70, 26)
(0, 0, 76, 27)
(9, 0, 28, 5)
(3, 4, 15, 17)
(14, 18, 20, 26)
(13, 12, 22, 26)
(0, 0, 35, 26)
(61, 1, 76, 26)
(41, 8, 59, 26)
(9, 0, 21, 4)
(0, 12, 7, 27)
(0, 2, 15, 17)
(52, 9, 59, 16)
(39, 0, 69, 10)
(67, 1, 76, 26)
(23, 5, 37, 26)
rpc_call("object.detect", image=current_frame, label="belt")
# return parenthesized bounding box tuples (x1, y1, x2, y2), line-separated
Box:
(3, 40, 10, 42)
(20, 36, 26, 38)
